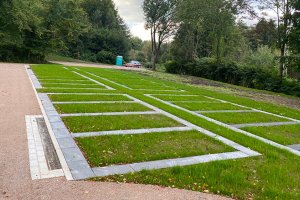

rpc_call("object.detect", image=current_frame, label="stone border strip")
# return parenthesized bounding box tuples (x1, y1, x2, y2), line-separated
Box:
(147, 94, 300, 156)
(26, 115, 64, 180)
(27, 68, 42, 89)
(288, 144, 300, 151)
(72, 71, 115, 90)
(92, 151, 251, 177)
(72, 127, 193, 138)
(38, 93, 95, 180)
(60, 111, 159, 117)
(26, 65, 73, 180)
(233, 121, 300, 128)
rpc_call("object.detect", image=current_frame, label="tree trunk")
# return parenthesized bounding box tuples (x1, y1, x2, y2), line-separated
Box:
(151, 51, 157, 70)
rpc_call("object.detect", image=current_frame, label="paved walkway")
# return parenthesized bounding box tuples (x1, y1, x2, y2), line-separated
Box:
(0, 63, 231, 200)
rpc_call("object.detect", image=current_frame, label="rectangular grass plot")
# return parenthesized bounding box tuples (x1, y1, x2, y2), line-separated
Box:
(203, 112, 290, 125)
(75, 130, 235, 167)
(49, 94, 131, 102)
(242, 124, 300, 145)
(38, 88, 116, 94)
(54, 103, 152, 113)
(174, 102, 248, 111)
(62, 114, 182, 133)
(155, 95, 213, 102)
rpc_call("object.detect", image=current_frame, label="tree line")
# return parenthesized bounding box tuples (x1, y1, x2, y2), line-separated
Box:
(0, 0, 130, 63)
(143, 0, 300, 96)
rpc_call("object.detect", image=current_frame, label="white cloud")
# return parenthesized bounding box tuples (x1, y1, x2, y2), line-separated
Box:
(113, 0, 151, 40)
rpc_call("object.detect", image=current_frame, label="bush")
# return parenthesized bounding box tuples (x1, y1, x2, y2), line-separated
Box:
(165, 58, 300, 97)
(96, 50, 116, 64)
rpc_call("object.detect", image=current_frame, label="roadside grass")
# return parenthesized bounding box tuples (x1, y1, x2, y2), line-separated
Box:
(243, 124, 300, 145)
(62, 114, 183, 133)
(203, 112, 290, 124)
(42, 83, 105, 89)
(49, 94, 131, 102)
(38, 88, 118, 93)
(76, 130, 234, 167)
(54, 103, 152, 113)
(31, 65, 300, 199)
(173, 102, 250, 111)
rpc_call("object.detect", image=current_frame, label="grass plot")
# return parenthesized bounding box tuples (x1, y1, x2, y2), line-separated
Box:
(49, 94, 131, 102)
(243, 124, 300, 145)
(63, 114, 182, 133)
(76, 130, 234, 167)
(173, 102, 249, 111)
(203, 112, 289, 124)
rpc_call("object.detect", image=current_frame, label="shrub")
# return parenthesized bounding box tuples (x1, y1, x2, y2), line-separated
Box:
(165, 58, 300, 97)
(96, 50, 116, 64)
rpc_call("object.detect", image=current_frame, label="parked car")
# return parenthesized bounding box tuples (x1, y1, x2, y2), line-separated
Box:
(124, 61, 142, 68)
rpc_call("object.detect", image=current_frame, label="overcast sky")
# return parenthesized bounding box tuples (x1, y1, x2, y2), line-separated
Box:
(113, 0, 151, 40)
(113, 0, 277, 41)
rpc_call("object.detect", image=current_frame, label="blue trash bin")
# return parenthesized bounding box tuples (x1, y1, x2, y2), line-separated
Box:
(116, 56, 123, 66)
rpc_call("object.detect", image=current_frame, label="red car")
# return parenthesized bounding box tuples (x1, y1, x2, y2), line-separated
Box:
(125, 61, 142, 68)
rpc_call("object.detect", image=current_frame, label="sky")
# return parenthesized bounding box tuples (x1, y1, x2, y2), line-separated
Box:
(113, 0, 151, 41)
(113, 0, 277, 41)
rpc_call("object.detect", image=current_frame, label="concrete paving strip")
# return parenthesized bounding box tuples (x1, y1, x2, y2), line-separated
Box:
(72, 71, 115, 90)
(233, 121, 300, 128)
(26, 68, 42, 89)
(60, 111, 159, 117)
(198, 110, 258, 114)
(92, 151, 250, 177)
(288, 144, 300, 151)
(26, 115, 64, 180)
(146, 94, 300, 157)
(72, 127, 193, 138)
(53, 101, 135, 104)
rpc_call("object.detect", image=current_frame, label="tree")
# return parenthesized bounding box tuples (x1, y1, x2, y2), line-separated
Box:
(143, 0, 178, 70)
(257, 0, 294, 80)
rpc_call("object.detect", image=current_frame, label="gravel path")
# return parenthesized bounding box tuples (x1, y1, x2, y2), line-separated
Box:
(0, 63, 231, 200)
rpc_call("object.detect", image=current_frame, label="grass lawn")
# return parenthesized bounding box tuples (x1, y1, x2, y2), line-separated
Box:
(153, 95, 212, 101)
(31, 64, 300, 199)
(39, 80, 93, 84)
(76, 130, 234, 167)
(54, 102, 152, 113)
(173, 102, 249, 111)
(243, 124, 300, 145)
(42, 83, 104, 89)
(62, 114, 182, 133)
(38, 88, 118, 93)
(49, 94, 131, 102)
(203, 112, 290, 124)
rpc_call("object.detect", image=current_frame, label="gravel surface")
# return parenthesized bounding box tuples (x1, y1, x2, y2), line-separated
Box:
(0, 63, 231, 200)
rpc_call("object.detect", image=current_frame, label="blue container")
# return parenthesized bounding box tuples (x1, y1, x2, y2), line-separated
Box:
(116, 56, 123, 66)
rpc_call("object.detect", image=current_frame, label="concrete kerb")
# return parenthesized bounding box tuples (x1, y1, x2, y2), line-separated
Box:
(146, 94, 300, 157)
(25, 65, 73, 180)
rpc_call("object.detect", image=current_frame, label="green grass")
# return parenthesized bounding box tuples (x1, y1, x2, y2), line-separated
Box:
(76, 130, 234, 167)
(31, 65, 300, 199)
(38, 88, 118, 93)
(62, 114, 182, 133)
(42, 83, 104, 89)
(39, 80, 93, 84)
(173, 102, 249, 111)
(153, 95, 212, 101)
(203, 112, 290, 124)
(49, 94, 131, 102)
(243, 124, 300, 145)
(54, 103, 152, 113)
